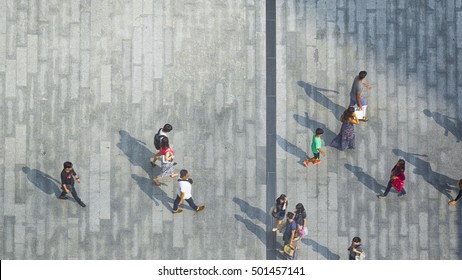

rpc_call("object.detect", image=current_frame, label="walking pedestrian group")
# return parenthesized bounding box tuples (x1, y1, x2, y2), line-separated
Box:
(26, 68, 459, 260)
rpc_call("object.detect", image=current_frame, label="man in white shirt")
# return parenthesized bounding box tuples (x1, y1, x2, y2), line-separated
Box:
(172, 169, 205, 214)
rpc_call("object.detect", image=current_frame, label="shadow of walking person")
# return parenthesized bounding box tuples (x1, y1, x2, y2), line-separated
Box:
(344, 164, 386, 194)
(232, 197, 268, 225)
(297, 81, 344, 120)
(392, 149, 459, 199)
(276, 134, 308, 166)
(116, 130, 155, 176)
(301, 238, 340, 260)
(22, 166, 61, 197)
(234, 214, 266, 245)
(293, 113, 336, 144)
(131, 174, 174, 211)
(423, 109, 462, 142)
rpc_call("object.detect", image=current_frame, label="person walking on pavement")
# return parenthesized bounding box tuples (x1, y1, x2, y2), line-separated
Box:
(278, 212, 297, 253)
(272, 194, 288, 232)
(153, 138, 179, 185)
(304, 128, 326, 166)
(293, 203, 307, 242)
(377, 159, 407, 199)
(151, 123, 173, 166)
(172, 169, 205, 214)
(349, 71, 372, 122)
(330, 106, 360, 151)
(58, 161, 86, 207)
(448, 179, 462, 206)
(348, 237, 364, 260)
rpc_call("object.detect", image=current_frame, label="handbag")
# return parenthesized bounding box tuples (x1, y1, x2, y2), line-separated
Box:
(355, 252, 366, 260)
(283, 244, 296, 257)
(391, 177, 404, 192)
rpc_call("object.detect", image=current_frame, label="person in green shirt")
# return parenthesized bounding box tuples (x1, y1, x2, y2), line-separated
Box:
(304, 128, 326, 166)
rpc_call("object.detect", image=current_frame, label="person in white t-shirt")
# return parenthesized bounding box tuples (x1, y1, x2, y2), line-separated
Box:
(172, 169, 205, 214)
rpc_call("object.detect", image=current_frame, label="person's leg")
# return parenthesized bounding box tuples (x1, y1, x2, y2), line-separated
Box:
(59, 188, 68, 199)
(185, 197, 199, 211)
(172, 195, 181, 212)
(378, 180, 393, 198)
(308, 153, 320, 164)
(398, 186, 407, 196)
(70, 187, 85, 207)
(360, 98, 368, 120)
(151, 151, 162, 165)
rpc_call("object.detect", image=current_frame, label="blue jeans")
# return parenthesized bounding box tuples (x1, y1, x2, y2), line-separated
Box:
(173, 195, 198, 211)
(350, 97, 367, 106)
(382, 179, 406, 196)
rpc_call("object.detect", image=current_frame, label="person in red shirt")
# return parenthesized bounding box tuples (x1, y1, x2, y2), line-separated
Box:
(377, 159, 407, 199)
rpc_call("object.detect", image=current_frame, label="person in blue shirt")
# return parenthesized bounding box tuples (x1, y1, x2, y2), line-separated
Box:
(279, 212, 297, 253)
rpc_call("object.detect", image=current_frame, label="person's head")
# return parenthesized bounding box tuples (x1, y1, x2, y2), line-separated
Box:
(163, 124, 173, 133)
(63, 161, 73, 171)
(295, 203, 305, 214)
(396, 159, 405, 171)
(344, 106, 355, 119)
(352, 236, 361, 244)
(358, 71, 367, 80)
(180, 169, 189, 179)
(315, 128, 324, 136)
(160, 137, 169, 149)
(277, 194, 287, 204)
(459, 179, 462, 190)
(286, 212, 295, 221)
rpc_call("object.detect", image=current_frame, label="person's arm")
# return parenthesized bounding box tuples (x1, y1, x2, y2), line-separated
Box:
(318, 147, 326, 156)
(62, 184, 70, 193)
(179, 192, 185, 206)
(356, 92, 362, 110)
(73, 170, 80, 184)
(349, 115, 360, 124)
(289, 229, 295, 245)
(363, 82, 372, 90)
(351, 246, 363, 254)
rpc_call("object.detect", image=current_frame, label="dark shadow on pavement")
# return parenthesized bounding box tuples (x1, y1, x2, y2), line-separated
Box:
(131, 174, 174, 211)
(117, 130, 155, 176)
(22, 166, 61, 197)
(234, 214, 266, 245)
(344, 164, 386, 194)
(276, 134, 307, 166)
(293, 113, 336, 144)
(297, 81, 344, 120)
(302, 238, 340, 260)
(392, 149, 459, 199)
(232, 197, 268, 225)
(423, 109, 462, 142)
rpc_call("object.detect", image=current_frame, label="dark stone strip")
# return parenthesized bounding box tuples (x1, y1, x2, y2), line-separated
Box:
(266, 0, 276, 260)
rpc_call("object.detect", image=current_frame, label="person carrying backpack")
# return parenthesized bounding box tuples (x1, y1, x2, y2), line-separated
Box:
(151, 123, 173, 166)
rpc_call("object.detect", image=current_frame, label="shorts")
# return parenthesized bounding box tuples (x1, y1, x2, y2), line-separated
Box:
(313, 152, 320, 159)
(350, 97, 367, 107)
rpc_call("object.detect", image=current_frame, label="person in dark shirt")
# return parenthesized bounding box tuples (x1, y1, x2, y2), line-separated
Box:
(449, 179, 462, 206)
(348, 236, 364, 260)
(59, 161, 86, 207)
(278, 212, 297, 253)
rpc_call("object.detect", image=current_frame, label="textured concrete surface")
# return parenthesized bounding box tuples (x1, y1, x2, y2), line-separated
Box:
(0, 0, 461, 260)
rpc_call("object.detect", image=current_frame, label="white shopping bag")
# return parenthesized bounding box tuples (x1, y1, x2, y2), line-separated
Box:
(354, 107, 364, 120)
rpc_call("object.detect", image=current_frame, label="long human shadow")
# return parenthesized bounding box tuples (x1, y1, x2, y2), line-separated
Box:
(117, 130, 156, 177)
(302, 238, 340, 260)
(392, 149, 459, 199)
(131, 174, 174, 211)
(232, 197, 268, 225)
(297, 81, 344, 120)
(423, 109, 462, 142)
(344, 164, 386, 194)
(276, 134, 307, 166)
(293, 113, 336, 144)
(22, 167, 61, 197)
(234, 214, 266, 245)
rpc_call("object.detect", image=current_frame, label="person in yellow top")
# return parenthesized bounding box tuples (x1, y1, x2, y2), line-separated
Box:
(448, 179, 462, 206)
